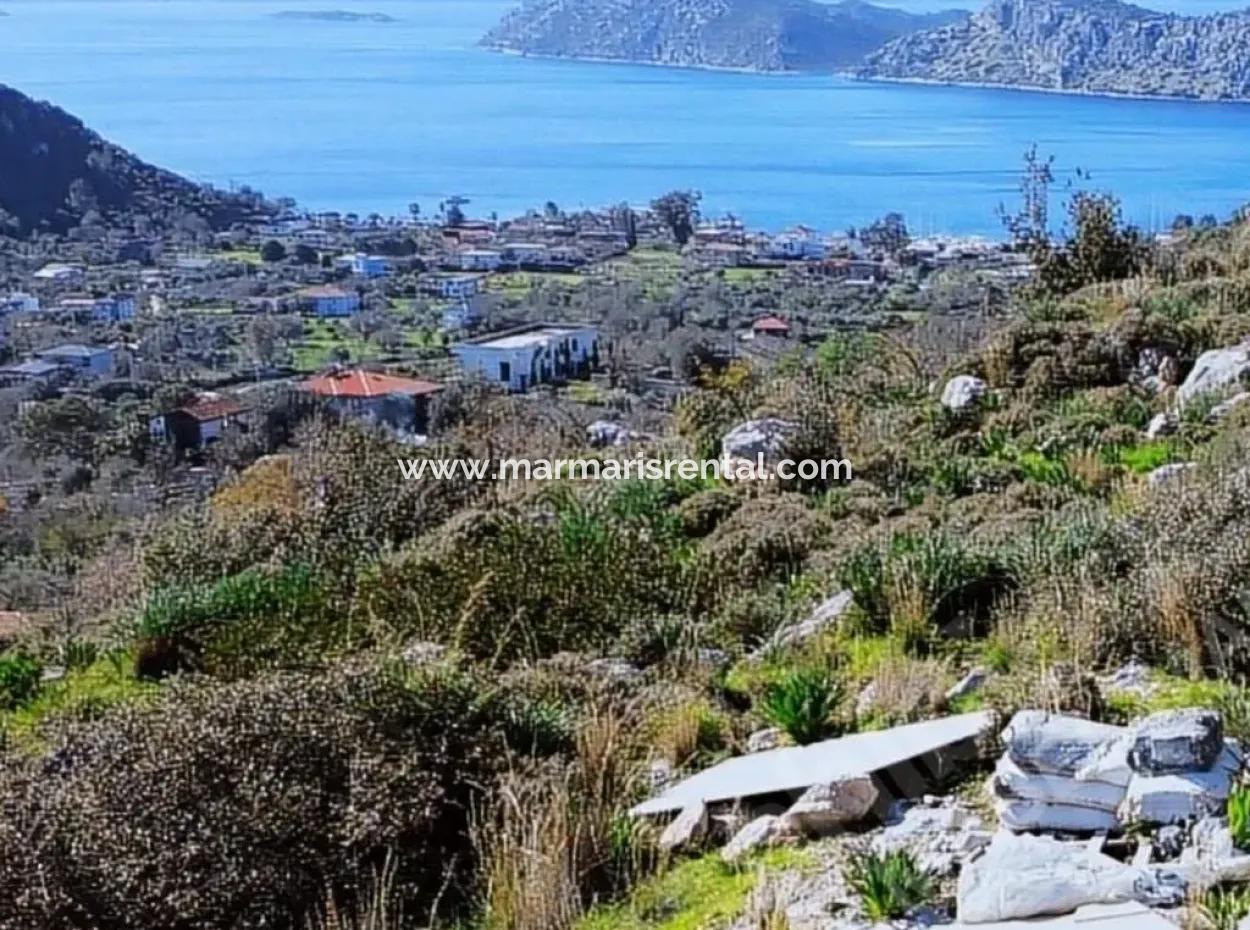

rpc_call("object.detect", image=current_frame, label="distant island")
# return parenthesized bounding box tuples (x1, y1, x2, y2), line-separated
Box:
(482, 0, 967, 73)
(486, 0, 1250, 102)
(272, 10, 397, 24)
(859, 0, 1250, 101)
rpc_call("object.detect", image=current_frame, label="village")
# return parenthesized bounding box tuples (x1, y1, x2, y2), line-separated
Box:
(0, 198, 1030, 455)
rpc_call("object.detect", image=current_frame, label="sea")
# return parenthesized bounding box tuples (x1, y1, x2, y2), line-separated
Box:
(3, 0, 1250, 236)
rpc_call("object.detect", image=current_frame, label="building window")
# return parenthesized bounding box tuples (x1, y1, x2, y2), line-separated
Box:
(499, 361, 511, 383)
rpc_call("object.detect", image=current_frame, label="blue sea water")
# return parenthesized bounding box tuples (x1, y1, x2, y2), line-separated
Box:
(3, 0, 1250, 235)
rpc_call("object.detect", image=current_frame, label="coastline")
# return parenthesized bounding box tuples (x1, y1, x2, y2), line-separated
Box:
(486, 44, 1248, 106)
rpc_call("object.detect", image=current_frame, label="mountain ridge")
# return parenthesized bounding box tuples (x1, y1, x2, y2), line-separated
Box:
(482, 0, 969, 73)
(858, 0, 1250, 101)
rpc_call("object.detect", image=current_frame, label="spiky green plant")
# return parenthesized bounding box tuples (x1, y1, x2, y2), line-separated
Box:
(1228, 787, 1250, 851)
(1201, 885, 1250, 930)
(844, 849, 934, 923)
(759, 668, 844, 746)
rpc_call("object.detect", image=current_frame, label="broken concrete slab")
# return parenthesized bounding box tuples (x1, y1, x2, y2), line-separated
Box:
(631, 711, 993, 817)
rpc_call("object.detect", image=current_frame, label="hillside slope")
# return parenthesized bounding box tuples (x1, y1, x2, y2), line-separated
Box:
(482, 0, 967, 72)
(0, 83, 265, 236)
(859, 0, 1250, 100)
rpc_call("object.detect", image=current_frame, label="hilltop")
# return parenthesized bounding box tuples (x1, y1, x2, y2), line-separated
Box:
(0, 83, 269, 237)
(482, 0, 967, 72)
(860, 0, 1250, 100)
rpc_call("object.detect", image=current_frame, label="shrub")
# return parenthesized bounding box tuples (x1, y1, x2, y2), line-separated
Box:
(844, 849, 934, 922)
(1229, 787, 1250, 851)
(1202, 885, 1250, 930)
(0, 652, 42, 711)
(758, 668, 844, 746)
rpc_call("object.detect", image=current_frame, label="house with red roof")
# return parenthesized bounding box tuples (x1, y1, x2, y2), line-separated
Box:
(751, 316, 791, 338)
(163, 393, 251, 450)
(302, 368, 443, 433)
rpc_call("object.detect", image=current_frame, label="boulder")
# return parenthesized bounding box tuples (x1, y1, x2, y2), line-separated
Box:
(1003, 711, 1126, 777)
(1129, 709, 1224, 775)
(722, 815, 788, 863)
(991, 755, 1127, 813)
(746, 727, 783, 754)
(1147, 462, 1198, 488)
(874, 802, 992, 876)
(1098, 660, 1157, 700)
(780, 776, 878, 836)
(946, 667, 989, 702)
(941, 375, 988, 412)
(761, 590, 854, 655)
(1178, 343, 1250, 406)
(1120, 741, 1242, 826)
(721, 418, 798, 463)
(997, 800, 1122, 834)
(658, 801, 707, 852)
(587, 420, 629, 448)
(958, 831, 1188, 924)
(1145, 412, 1175, 440)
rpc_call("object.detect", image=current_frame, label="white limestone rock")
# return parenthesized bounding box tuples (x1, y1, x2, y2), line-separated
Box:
(941, 375, 988, 412)
(722, 814, 788, 863)
(1003, 711, 1126, 778)
(658, 801, 707, 851)
(721, 418, 798, 463)
(1178, 343, 1250, 406)
(780, 775, 878, 837)
(1129, 709, 1225, 775)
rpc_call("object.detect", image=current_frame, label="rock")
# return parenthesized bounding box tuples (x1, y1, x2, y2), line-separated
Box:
(997, 800, 1122, 834)
(957, 831, 1188, 924)
(874, 801, 992, 876)
(1129, 709, 1225, 775)
(1147, 462, 1198, 488)
(1154, 824, 1187, 860)
(1003, 711, 1126, 778)
(1145, 412, 1175, 439)
(855, 681, 879, 718)
(941, 375, 988, 412)
(721, 418, 798, 463)
(746, 727, 784, 754)
(587, 420, 629, 447)
(1179, 343, 1250, 406)
(780, 776, 878, 837)
(400, 640, 447, 666)
(1120, 741, 1242, 825)
(722, 814, 788, 863)
(1099, 660, 1157, 699)
(648, 758, 675, 792)
(659, 801, 708, 852)
(585, 657, 643, 682)
(1211, 391, 1250, 422)
(759, 590, 854, 656)
(946, 667, 989, 702)
(1183, 816, 1236, 865)
(991, 755, 1127, 813)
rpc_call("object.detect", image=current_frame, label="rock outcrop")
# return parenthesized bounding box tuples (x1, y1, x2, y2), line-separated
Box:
(861, 0, 1250, 102)
(483, 0, 966, 73)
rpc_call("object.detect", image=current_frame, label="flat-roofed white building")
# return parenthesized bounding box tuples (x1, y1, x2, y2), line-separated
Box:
(452, 322, 599, 392)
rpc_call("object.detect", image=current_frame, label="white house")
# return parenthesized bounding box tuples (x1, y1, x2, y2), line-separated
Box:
(56, 295, 137, 324)
(422, 274, 482, 300)
(767, 229, 830, 261)
(452, 322, 599, 392)
(32, 263, 84, 286)
(0, 293, 38, 314)
(299, 286, 361, 318)
(456, 249, 503, 272)
(339, 253, 390, 279)
(502, 242, 550, 266)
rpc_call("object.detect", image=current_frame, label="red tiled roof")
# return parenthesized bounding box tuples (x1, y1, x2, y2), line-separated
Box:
(176, 395, 249, 422)
(752, 316, 791, 333)
(302, 369, 443, 400)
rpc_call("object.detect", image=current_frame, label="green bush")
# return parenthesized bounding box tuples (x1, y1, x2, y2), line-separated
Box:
(844, 849, 934, 922)
(1229, 787, 1250, 851)
(758, 668, 844, 745)
(0, 653, 42, 711)
(1202, 885, 1250, 930)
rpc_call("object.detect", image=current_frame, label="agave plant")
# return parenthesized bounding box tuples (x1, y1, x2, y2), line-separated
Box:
(758, 667, 844, 746)
(843, 849, 934, 923)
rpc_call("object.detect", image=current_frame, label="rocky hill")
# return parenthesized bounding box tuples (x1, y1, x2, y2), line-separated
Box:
(0, 83, 267, 237)
(482, 0, 967, 72)
(859, 0, 1250, 100)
